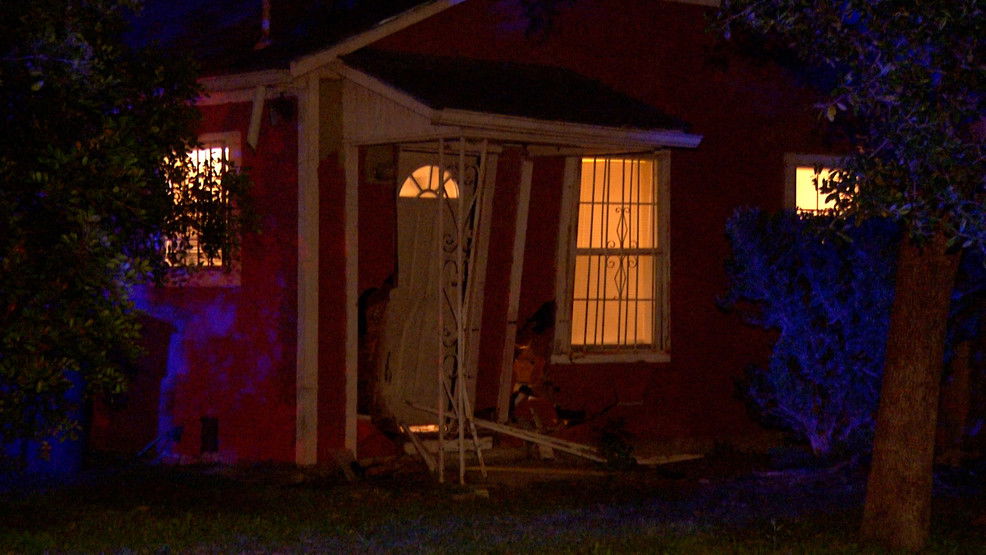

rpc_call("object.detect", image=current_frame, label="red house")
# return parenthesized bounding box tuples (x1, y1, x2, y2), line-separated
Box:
(91, 0, 840, 466)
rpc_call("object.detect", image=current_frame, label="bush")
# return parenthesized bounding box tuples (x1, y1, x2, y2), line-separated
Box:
(723, 209, 899, 456)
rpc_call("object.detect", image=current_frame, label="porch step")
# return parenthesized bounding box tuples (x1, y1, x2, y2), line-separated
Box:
(402, 435, 493, 455)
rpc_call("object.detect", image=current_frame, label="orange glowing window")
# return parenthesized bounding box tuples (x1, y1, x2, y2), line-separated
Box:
(399, 165, 459, 199)
(795, 166, 839, 214)
(166, 140, 236, 269)
(570, 158, 660, 350)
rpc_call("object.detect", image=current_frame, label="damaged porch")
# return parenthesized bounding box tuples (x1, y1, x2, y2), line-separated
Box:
(337, 49, 702, 482)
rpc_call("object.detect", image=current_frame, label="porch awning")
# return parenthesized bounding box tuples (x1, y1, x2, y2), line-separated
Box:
(340, 49, 702, 149)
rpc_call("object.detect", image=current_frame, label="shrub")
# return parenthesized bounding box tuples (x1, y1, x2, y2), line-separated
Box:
(723, 209, 899, 456)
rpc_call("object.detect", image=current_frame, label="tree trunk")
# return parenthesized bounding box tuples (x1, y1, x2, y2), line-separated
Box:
(861, 232, 960, 551)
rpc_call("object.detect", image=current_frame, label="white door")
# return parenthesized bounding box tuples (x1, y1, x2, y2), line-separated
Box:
(379, 152, 465, 425)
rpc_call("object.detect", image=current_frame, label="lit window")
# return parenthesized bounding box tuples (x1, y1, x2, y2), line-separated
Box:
(784, 154, 841, 215)
(399, 165, 459, 199)
(795, 166, 838, 213)
(561, 156, 668, 358)
(166, 144, 231, 268)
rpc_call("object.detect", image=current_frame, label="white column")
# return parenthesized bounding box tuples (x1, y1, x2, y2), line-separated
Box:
(295, 73, 320, 466)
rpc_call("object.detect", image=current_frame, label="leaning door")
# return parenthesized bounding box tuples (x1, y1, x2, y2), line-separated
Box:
(378, 151, 468, 425)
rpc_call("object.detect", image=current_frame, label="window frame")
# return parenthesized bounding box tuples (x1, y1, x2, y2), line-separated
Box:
(783, 153, 842, 214)
(552, 152, 671, 364)
(165, 131, 242, 288)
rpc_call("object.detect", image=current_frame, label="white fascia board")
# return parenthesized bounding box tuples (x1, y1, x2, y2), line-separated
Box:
(434, 109, 704, 149)
(338, 66, 703, 149)
(290, 0, 466, 77)
(196, 69, 293, 105)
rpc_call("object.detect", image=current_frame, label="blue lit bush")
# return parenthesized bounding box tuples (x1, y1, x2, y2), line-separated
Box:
(723, 209, 899, 457)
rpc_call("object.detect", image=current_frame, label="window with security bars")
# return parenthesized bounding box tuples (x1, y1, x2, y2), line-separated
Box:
(166, 143, 232, 268)
(570, 157, 662, 351)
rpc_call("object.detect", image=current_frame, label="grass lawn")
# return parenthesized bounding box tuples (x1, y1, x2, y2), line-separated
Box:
(1, 453, 984, 553)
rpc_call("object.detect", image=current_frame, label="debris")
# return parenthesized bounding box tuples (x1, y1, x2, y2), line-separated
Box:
(400, 423, 436, 472)
(634, 454, 704, 467)
(402, 435, 493, 455)
(331, 450, 360, 483)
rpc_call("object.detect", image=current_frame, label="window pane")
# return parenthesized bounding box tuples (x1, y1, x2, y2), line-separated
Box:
(576, 202, 656, 249)
(399, 165, 459, 199)
(570, 156, 659, 350)
(795, 166, 836, 213)
(580, 158, 654, 204)
(167, 145, 230, 268)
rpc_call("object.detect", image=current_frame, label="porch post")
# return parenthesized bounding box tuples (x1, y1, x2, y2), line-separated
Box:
(343, 144, 359, 454)
(295, 73, 320, 465)
(496, 155, 534, 421)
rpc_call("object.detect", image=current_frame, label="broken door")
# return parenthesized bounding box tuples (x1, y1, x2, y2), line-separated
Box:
(378, 149, 478, 426)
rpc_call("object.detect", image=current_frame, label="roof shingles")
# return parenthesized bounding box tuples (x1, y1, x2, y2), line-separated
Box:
(342, 49, 690, 132)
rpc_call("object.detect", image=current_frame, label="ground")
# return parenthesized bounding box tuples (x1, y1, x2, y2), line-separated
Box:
(2, 449, 984, 552)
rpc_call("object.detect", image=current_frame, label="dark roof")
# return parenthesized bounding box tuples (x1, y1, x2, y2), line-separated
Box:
(342, 49, 689, 132)
(128, 0, 437, 75)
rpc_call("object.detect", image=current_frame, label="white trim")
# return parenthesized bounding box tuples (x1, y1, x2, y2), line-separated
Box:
(199, 69, 291, 92)
(783, 153, 842, 210)
(551, 157, 580, 357)
(434, 109, 702, 149)
(290, 0, 467, 77)
(344, 145, 359, 455)
(496, 156, 534, 422)
(552, 153, 672, 364)
(295, 75, 320, 466)
(247, 86, 266, 149)
(337, 66, 704, 150)
(464, 148, 498, 412)
(196, 85, 301, 107)
(196, 70, 296, 106)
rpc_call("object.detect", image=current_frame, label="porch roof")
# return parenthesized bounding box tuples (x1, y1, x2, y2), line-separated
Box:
(341, 49, 692, 135)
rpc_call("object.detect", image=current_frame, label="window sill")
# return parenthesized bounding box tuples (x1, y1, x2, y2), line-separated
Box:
(550, 351, 670, 365)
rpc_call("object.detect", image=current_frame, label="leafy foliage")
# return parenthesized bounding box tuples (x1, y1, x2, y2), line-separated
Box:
(725, 210, 986, 457)
(723, 210, 898, 456)
(0, 1, 247, 456)
(717, 4, 982, 547)
(718, 0, 985, 250)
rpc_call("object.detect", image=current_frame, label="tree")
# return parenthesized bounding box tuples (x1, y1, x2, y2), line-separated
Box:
(717, 0, 984, 550)
(0, 1, 248, 464)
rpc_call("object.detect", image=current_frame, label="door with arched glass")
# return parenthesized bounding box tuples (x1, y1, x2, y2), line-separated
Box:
(378, 152, 467, 426)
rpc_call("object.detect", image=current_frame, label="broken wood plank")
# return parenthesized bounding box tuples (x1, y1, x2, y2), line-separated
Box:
(409, 403, 608, 463)
(400, 423, 436, 473)
(466, 466, 613, 477)
(632, 453, 704, 466)
(402, 435, 493, 455)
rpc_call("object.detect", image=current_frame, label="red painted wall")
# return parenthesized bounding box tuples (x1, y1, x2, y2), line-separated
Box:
(91, 100, 299, 463)
(373, 0, 835, 443)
